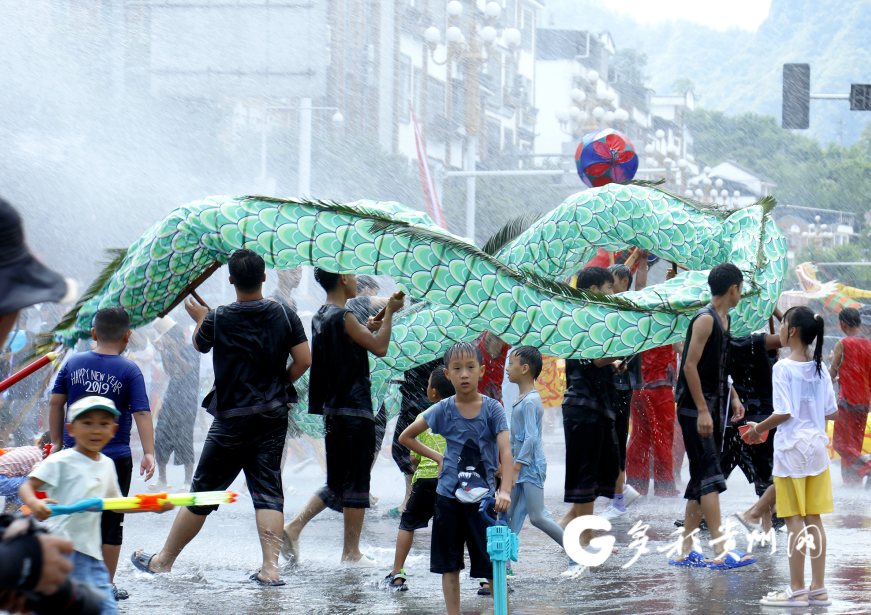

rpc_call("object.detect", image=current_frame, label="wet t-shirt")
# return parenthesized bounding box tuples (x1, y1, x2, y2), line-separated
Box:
(196, 299, 307, 419)
(52, 352, 149, 459)
(563, 359, 617, 420)
(675, 303, 730, 418)
(729, 333, 775, 421)
(423, 396, 508, 500)
(309, 304, 373, 420)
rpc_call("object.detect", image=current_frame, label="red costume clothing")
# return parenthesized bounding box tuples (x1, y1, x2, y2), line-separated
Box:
(476, 333, 509, 405)
(583, 248, 642, 274)
(626, 347, 679, 496)
(834, 335, 871, 483)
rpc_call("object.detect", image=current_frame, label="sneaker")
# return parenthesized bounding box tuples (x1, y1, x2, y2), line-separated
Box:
(599, 506, 630, 525)
(623, 485, 641, 508)
(112, 584, 129, 601)
(506, 562, 519, 579)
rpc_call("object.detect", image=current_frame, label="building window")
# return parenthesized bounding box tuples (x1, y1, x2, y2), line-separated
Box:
(521, 8, 533, 52)
(486, 120, 501, 161)
(400, 55, 412, 121)
(451, 78, 465, 128)
(428, 76, 446, 118)
(413, 67, 424, 116)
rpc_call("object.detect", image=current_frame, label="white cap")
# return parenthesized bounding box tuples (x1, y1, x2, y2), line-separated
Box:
(67, 396, 121, 423)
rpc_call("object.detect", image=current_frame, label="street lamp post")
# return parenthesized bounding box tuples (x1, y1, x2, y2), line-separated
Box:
(260, 101, 344, 196)
(425, 0, 521, 242)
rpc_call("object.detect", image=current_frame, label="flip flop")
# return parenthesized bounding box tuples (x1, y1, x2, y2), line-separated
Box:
(733, 512, 762, 534)
(808, 587, 832, 606)
(760, 587, 808, 607)
(707, 550, 756, 570)
(130, 550, 157, 575)
(249, 572, 286, 587)
(669, 550, 707, 567)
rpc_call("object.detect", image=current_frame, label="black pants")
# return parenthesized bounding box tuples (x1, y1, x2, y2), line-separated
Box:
(188, 406, 288, 515)
(101, 456, 132, 546)
(678, 412, 727, 503)
(317, 415, 377, 511)
(720, 424, 776, 496)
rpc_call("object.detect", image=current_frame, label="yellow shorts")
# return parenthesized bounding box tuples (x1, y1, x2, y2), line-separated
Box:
(774, 468, 834, 518)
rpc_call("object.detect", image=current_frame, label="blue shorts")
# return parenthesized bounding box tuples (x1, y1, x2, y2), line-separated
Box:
(68, 551, 117, 615)
(0, 474, 27, 506)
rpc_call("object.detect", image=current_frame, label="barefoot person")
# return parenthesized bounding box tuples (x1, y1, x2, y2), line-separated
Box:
(281, 269, 403, 566)
(132, 250, 311, 586)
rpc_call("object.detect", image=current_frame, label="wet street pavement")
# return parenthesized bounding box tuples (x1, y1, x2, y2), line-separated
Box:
(118, 439, 871, 615)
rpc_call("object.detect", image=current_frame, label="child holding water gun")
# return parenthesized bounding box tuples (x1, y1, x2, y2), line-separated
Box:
(747, 306, 837, 607)
(19, 397, 172, 615)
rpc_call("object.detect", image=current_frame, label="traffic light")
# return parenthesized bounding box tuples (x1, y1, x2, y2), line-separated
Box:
(782, 64, 810, 129)
(850, 84, 871, 111)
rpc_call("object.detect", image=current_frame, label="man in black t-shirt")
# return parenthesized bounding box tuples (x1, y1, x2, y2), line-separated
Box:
(132, 250, 311, 586)
(559, 267, 621, 574)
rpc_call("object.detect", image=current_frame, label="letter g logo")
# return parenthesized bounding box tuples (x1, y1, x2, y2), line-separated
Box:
(563, 515, 615, 567)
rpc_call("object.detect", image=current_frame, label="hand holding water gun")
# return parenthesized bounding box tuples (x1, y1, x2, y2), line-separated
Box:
(27, 490, 237, 518)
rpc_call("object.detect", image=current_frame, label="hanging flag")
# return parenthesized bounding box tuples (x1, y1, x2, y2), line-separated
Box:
(411, 100, 447, 229)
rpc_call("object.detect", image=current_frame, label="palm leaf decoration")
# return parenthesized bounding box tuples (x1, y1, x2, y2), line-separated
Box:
(622, 179, 734, 219)
(481, 211, 545, 256)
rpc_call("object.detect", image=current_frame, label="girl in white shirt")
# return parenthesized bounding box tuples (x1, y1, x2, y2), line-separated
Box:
(747, 306, 837, 608)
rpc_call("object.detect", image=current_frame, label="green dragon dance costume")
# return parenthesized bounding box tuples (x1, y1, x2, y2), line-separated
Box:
(49, 183, 787, 437)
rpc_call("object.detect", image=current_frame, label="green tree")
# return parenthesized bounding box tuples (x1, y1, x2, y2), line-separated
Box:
(688, 109, 871, 216)
(671, 78, 699, 100)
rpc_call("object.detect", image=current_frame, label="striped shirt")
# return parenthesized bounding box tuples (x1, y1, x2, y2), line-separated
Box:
(0, 446, 44, 477)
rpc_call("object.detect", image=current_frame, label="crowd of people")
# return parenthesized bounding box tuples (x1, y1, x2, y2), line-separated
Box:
(2, 193, 870, 613)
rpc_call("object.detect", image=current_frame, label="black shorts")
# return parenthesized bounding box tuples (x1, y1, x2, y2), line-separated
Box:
(563, 406, 620, 504)
(614, 390, 632, 471)
(154, 408, 196, 467)
(317, 415, 376, 512)
(188, 406, 287, 515)
(430, 494, 492, 579)
(678, 412, 727, 503)
(101, 456, 132, 546)
(399, 478, 437, 531)
(720, 424, 776, 496)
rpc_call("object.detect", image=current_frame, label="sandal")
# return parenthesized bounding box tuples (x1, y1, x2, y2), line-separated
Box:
(760, 587, 809, 607)
(249, 571, 286, 587)
(808, 587, 832, 606)
(669, 550, 707, 567)
(380, 570, 408, 592)
(130, 550, 157, 575)
(706, 550, 756, 570)
(477, 581, 513, 596)
(112, 584, 129, 601)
